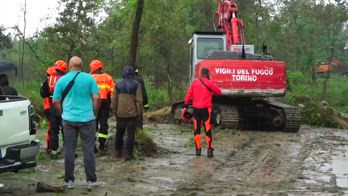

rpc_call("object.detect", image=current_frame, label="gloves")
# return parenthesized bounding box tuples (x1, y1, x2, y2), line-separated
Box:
(182, 104, 189, 113)
(144, 104, 149, 111)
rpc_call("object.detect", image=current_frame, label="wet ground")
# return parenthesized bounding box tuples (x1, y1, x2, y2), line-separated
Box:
(1, 123, 348, 195)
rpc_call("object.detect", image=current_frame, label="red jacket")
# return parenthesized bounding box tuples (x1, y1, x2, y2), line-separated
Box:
(184, 78, 222, 109)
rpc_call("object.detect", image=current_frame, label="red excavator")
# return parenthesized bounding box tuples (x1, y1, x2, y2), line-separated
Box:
(171, 0, 301, 132)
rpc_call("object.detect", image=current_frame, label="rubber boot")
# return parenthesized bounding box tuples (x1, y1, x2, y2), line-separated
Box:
(196, 148, 201, 156)
(207, 148, 214, 158)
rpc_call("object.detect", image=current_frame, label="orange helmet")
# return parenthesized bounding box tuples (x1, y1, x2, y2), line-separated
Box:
(54, 60, 67, 73)
(90, 60, 103, 73)
(46, 66, 56, 76)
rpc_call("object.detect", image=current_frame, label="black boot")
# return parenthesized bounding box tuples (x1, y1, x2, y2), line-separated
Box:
(99, 143, 107, 153)
(207, 148, 214, 158)
(196, 148, 201, 156)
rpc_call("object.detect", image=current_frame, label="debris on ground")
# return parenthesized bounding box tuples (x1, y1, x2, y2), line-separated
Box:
(293, 96, 348, 128)
(36, 182, 65, 193)
(144, 106, 171, 123)
(136, 130, 158, 156)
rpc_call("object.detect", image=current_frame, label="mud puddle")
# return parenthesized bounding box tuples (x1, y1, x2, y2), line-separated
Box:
(1, 124, 348, 195)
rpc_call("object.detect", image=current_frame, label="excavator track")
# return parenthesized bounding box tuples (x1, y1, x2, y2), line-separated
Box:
(220, 105, 239, 129)
(267, 101, 302, 132)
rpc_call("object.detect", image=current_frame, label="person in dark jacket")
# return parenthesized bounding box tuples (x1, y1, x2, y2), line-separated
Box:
(0, 74, 18, 96)
(111, 65, 142, 161)
(184, 68, 222, 158)
(133, 65, 148, 130)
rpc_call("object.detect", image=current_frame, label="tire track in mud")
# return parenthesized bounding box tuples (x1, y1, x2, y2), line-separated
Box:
(172, 130, 311, 195)
(293, 128, 348, 195)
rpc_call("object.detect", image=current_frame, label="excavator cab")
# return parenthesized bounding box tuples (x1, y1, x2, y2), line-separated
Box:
(189, 32, 226, 82)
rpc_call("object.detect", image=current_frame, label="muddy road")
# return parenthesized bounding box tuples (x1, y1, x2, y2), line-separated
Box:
(1, 123, 348, 195)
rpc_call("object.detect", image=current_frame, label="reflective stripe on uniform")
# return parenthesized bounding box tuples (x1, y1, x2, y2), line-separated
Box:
(98, 133, 108, 139)
(98, 84, 111, 90)
(43, 97, 51, 110)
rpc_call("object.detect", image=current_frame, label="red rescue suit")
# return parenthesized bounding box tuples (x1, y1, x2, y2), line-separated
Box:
(184, 77, 221, 155)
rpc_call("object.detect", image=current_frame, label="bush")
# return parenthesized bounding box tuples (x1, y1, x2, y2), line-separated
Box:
(13, 80, 45, 118)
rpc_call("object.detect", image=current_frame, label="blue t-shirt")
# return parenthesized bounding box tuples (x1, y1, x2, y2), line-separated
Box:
(53, 70, 100, 122)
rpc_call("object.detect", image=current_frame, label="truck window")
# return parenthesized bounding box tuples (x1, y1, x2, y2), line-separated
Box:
(197, 38, 224, 59)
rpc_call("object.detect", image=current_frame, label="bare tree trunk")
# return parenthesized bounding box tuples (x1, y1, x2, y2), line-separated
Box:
(322, 44, 335, 99)
(15, 27, 46, 65)
(20, 0, 27, 85)
(128, 0, 144, 66)
(167, 64, 172, 103)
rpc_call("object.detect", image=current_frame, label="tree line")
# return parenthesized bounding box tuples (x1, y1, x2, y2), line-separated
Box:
(0, 0, 347, 101)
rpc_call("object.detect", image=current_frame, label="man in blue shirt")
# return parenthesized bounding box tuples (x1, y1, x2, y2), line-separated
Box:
(53, 56, 102, 190)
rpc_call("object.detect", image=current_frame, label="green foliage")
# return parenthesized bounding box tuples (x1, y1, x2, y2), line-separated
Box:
(12, 80, 45, 117)
(0, 26, 12, 57)
(1, 0, 348, 130)
(144, 75, 169, 109)
(284, 72, 348, 127)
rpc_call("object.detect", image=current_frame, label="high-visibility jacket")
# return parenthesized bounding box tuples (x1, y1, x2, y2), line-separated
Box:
(48, 73, 64, 94)
(43, 97, 51, 110)
(92, 73, 115, 100)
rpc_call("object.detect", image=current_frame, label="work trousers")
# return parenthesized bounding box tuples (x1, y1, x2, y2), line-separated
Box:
(193, 107, 213, 150)
(48, 107, 62, 151)
(44, 108, 51, 151)
(96, 100, 110, 146)
(115, 117, 137, 156)
(62, 120, 97, 183)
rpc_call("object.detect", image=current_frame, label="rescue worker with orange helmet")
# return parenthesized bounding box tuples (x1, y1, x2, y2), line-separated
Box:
(90, 60, 115, 152)
(40, 60, 67, 158)
(40, 66, 56, 152)
(184, 68, 221, 157)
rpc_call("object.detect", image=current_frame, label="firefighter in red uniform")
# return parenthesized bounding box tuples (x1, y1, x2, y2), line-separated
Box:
(184, 68, 222, 157)
(46, 60, 67, 158)
(90, 60, 115, 152)
(40, 66, 56, 152)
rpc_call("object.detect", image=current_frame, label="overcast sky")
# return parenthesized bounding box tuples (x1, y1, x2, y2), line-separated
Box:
(0, 0, 59, 37)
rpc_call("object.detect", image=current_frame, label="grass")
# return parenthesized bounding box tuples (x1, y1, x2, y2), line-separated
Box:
(135, 128, 157, 157)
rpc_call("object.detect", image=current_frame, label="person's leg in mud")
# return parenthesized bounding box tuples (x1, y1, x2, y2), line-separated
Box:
(44, 108, 51, 152)
(62, 120, 78, 184)
(79, 120, 97, 183)
(137, 107, 144, 131)
(48, 107, 60, 158)
(45, 108, 51, 152)
(115, 118, 127, 157)
(193, 108, 203, 156)
(125, 117, 137, 161)
(93, 105, 101, 153)
(98, 100, 110, 152)
(204, 107, 214, 158)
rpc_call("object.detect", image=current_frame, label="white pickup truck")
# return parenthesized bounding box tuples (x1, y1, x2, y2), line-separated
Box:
(0, 61, 40, 173)
(0, 96, 40, 173)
